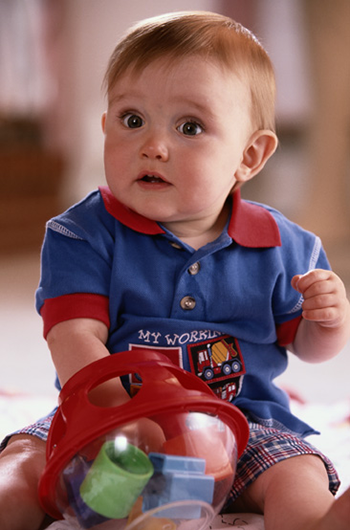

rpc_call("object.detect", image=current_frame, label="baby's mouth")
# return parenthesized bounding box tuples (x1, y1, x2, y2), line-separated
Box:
(141, 174, 164, 183)
(138, 172, 171, 187)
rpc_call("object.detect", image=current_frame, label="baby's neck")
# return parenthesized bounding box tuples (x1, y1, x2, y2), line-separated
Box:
(164, 203, 230, 251)
(179, 231, 220, 250)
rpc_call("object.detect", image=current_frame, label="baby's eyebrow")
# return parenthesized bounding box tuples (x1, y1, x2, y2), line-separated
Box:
(107, 92, 217, 123)
(171, 96, 216, 121)
(174, 96, 209, 112)
(107, 90, 141, 108)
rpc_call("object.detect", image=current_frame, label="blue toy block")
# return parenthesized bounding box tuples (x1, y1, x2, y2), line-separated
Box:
(148, 453, 206, 474)
(142, 453, 214, 519)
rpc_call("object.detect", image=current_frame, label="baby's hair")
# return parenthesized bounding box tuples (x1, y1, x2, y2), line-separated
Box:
(104, 11, 276, 131)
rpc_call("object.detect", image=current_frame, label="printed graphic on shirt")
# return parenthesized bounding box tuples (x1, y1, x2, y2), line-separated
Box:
(136, 328, 224, 348)
(130, 342, 184, 367)
(128, 334, 245, 402)
(188, 335, 246, 401)
(128, 343, 183, 395)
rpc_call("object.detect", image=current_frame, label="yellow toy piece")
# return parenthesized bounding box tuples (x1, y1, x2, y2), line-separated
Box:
(127, 497, 177, 529)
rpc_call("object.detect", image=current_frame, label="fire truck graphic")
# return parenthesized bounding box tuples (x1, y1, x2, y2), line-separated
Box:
(188, 335, 245, 401)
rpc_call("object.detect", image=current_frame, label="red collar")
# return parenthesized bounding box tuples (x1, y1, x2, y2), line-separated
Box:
(99, 186, 281, 248)
(100, 186, 164, 235)
(228, 188, 281, 247)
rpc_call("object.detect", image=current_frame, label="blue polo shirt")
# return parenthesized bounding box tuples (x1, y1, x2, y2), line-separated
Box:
(36, 187, 330, 437)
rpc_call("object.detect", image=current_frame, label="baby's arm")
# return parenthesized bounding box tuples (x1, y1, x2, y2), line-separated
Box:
(47, 318, 165, 450)
(289, 269, 350, 362)
(47, 318, 131, 407)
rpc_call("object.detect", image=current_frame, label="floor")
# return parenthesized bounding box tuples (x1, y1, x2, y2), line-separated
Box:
(0, 251, 349, 404)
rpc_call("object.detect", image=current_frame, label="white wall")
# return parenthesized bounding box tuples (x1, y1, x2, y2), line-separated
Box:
(256, 0, 311, 126)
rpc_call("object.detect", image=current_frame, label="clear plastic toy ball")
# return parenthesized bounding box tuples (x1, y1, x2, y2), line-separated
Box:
(39, 351, 249, 529)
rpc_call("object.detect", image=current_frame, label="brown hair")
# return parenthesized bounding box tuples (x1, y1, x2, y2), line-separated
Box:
(103, 11, 276, 131)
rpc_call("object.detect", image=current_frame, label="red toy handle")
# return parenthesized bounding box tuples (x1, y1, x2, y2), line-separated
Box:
(48, 350, 248, 455)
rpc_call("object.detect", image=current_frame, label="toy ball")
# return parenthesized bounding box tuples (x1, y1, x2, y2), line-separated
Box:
(39, 350, 249, 529)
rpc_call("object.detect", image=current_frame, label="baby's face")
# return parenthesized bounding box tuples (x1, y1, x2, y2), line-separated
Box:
(102, 56, 254, 237)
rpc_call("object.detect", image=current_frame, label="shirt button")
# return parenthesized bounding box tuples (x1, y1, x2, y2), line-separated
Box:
(170, 241, 183, 249)
(180, 296, 196, 310)
(188, 262, 200, 275)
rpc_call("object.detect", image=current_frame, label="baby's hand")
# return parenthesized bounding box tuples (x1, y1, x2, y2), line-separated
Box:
(119, 417, 166, 453)
(291, 269, 349, 329)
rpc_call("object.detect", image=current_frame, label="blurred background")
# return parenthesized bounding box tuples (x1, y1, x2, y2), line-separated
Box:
(0, 0, 349, 401)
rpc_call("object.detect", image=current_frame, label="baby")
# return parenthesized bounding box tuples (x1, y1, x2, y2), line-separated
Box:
(0, 11, 349, 530)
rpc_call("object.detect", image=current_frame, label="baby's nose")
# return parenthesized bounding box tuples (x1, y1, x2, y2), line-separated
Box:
(140, 135, 169, 161)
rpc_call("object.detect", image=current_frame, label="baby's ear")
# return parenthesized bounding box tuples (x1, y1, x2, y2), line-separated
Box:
(235, 130, 278, 183)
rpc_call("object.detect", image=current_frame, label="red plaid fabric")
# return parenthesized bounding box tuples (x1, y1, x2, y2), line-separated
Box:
(0, 408, 56, 452)
(227, 421, 340, 505)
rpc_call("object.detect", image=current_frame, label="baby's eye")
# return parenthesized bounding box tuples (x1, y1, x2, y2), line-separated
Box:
(177, 121, 203, 136)
(122, 113, 144, 128)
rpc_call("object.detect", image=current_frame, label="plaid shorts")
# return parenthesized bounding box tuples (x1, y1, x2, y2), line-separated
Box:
(1, 414, 340, 502)
(226, 420, 340, 505)
(0, 408, 57, 452)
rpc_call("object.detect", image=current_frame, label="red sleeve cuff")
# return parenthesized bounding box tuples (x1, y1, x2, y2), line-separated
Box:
(40, 293, 110, 339)
(276, 315, 302, 347)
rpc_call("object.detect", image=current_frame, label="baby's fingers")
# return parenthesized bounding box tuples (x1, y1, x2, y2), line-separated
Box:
(291, 269, 334, 296)
(301, 300, 341, 324)
(291, 269, 348, 326)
